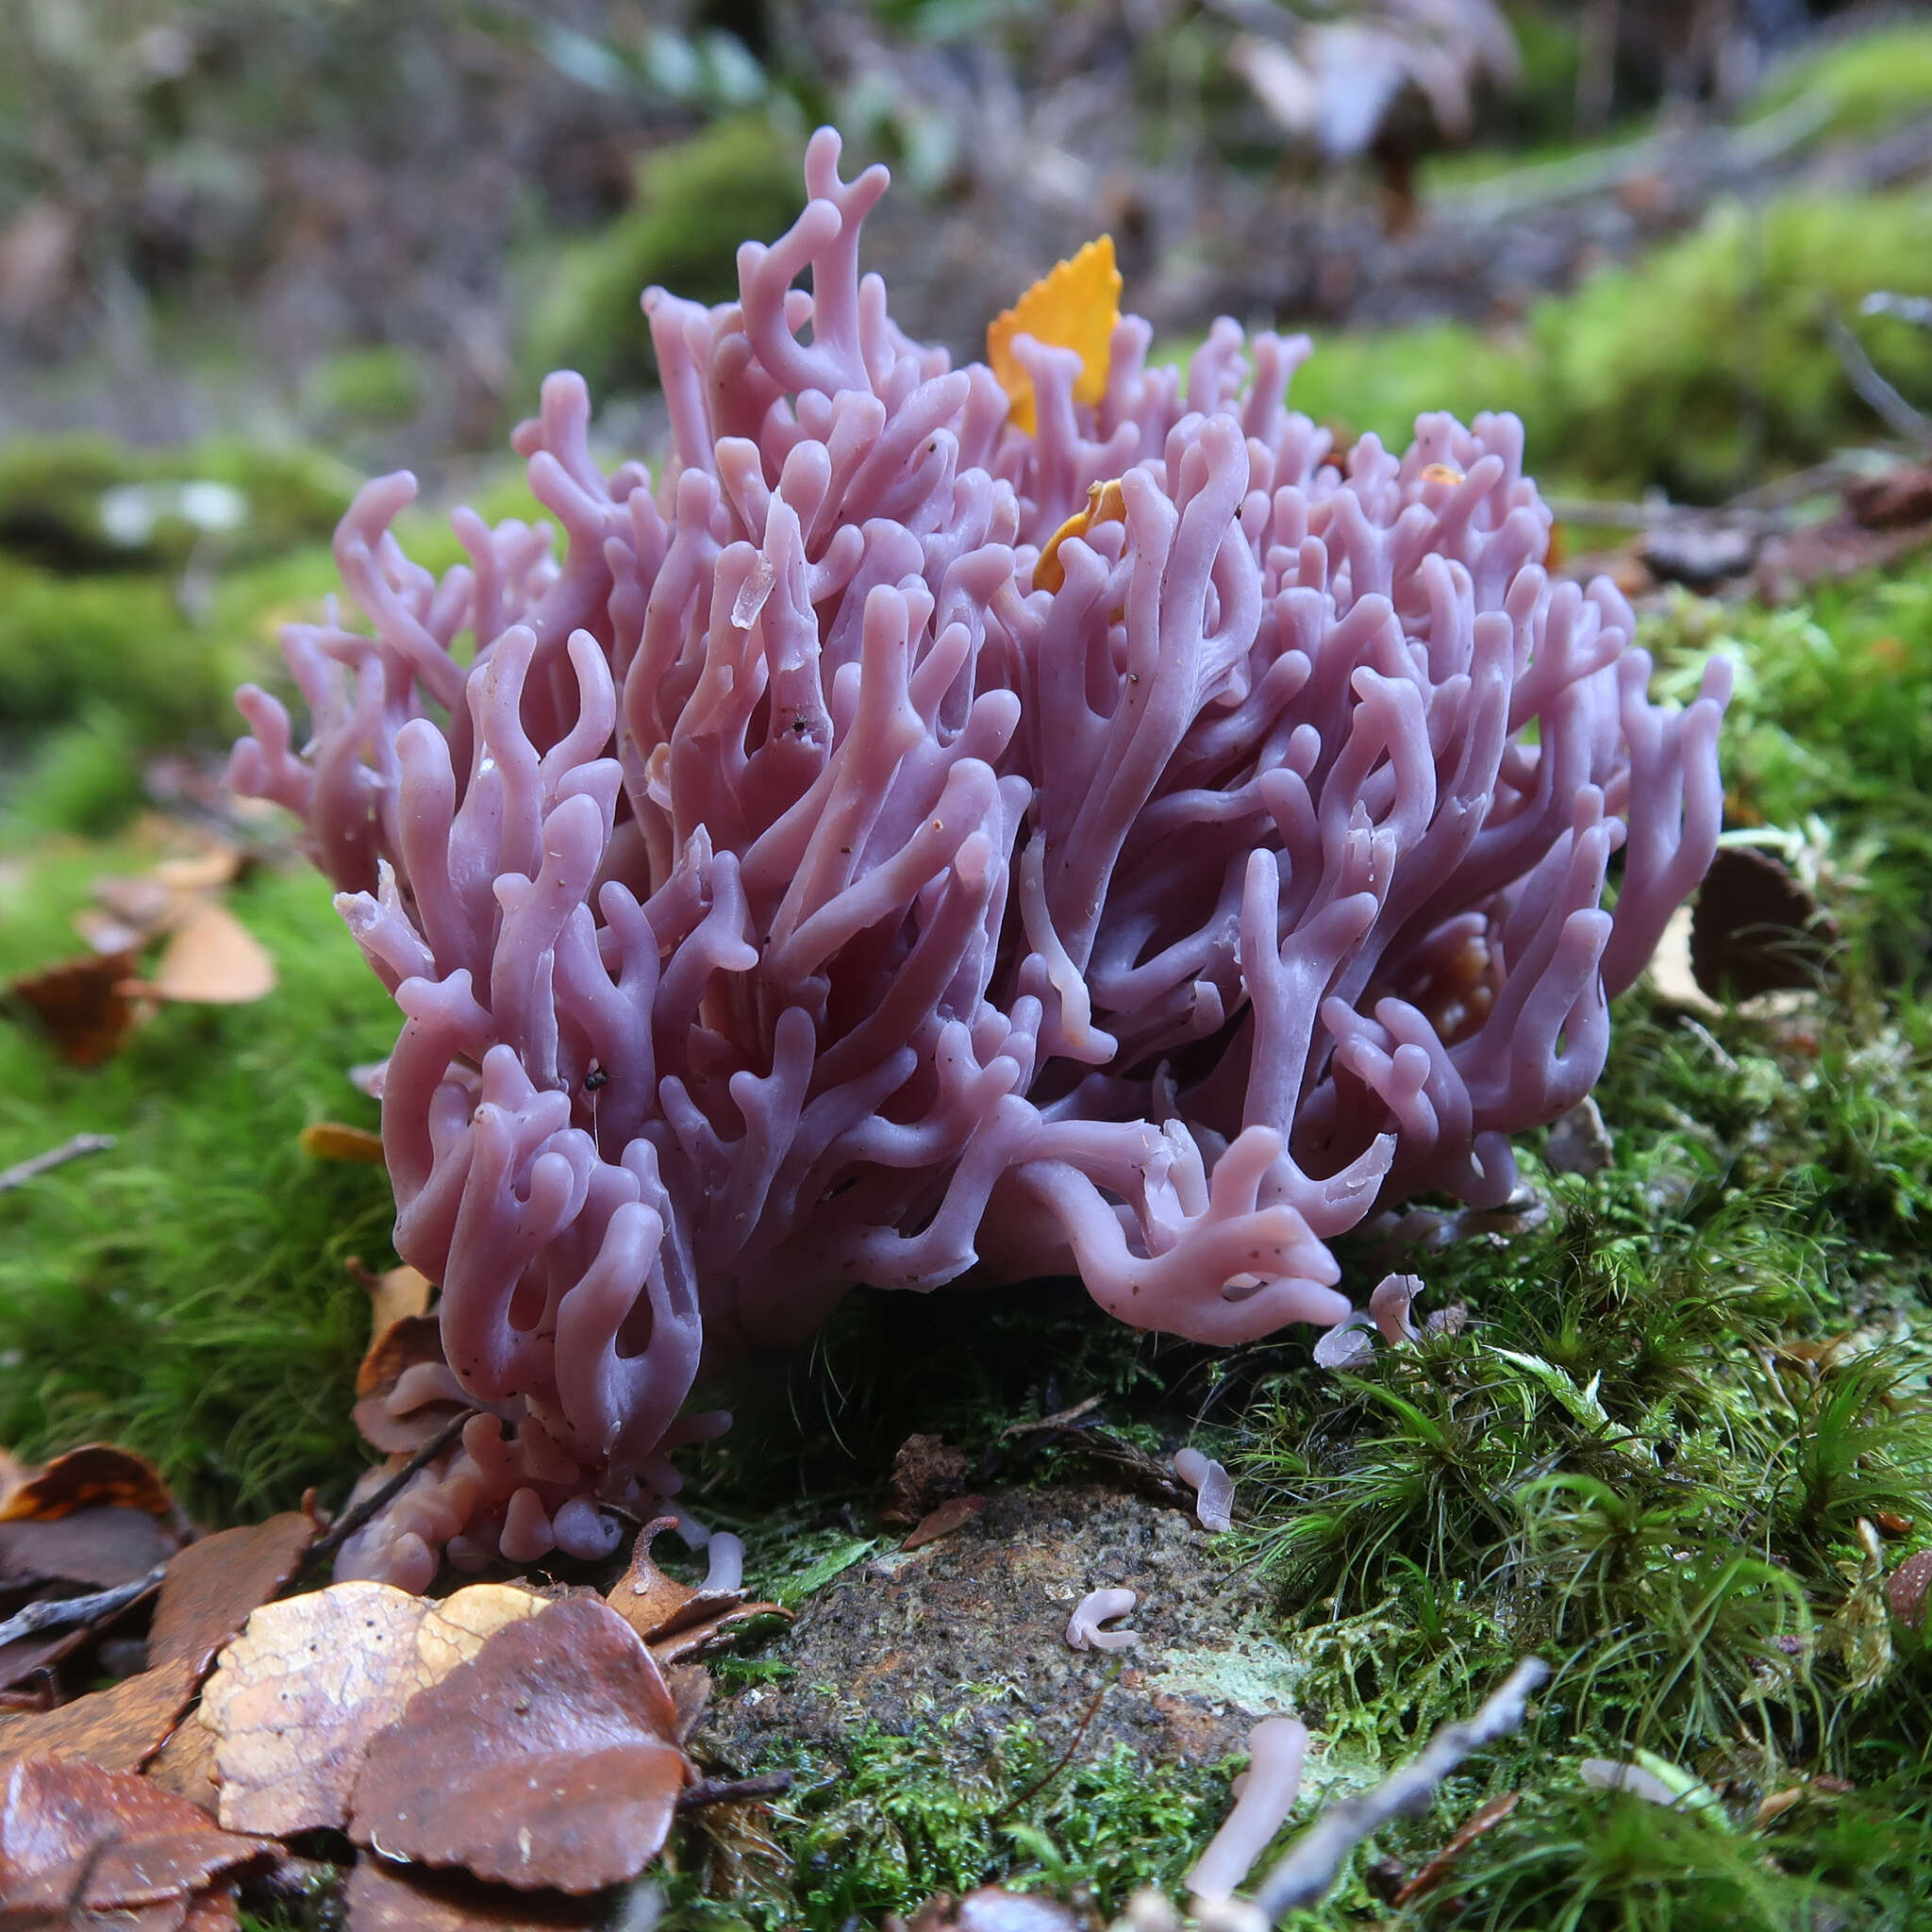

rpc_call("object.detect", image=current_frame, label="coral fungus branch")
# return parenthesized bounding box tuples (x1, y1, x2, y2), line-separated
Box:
(230, 126, 1728, 1586)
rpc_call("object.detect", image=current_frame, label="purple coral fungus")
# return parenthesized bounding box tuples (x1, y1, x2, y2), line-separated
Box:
(229, 126, 1728, 1588)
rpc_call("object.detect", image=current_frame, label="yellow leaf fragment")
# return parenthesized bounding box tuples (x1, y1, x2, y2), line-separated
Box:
(300, 1122, 387, 1164)
(200, 1579, 543, 1836)
(1033, 477, 1128, 594)
(987, 235, 1122, 437)
(141, 901, 276, 1004)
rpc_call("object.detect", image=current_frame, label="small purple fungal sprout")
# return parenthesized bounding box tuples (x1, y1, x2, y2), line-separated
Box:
(1174, 1446, 1235, 1533)
(1066, 1588, 1140, 1653)
(1188, 1715, 1309, 1898)
(231, 126, 1728, 1587)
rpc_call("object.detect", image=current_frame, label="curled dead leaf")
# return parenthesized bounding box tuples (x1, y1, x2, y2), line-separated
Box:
(0, 1442, 179, 1525)
(348, 1595, 691, 1893)
(201, 1579, 544, 1836)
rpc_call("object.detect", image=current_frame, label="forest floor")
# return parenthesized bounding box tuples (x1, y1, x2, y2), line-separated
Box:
(5, 28, 1932, 1930)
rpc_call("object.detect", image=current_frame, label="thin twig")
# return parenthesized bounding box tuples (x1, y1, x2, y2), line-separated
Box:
(1824, 308, 1931, 444)
(991, 1661, 1122, 1824)
(677, 1772, 793, 1811)
(0, 1565, 165, 1652)
(0, 1134, 115, 1195)
(301, 1408, 475, 1574)
(1250, 1657, 1549, 1918)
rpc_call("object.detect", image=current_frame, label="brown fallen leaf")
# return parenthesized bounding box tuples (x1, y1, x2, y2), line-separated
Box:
(136, 900, 275, 1004)
(301, 1122, 386, 1163)
(605, 1519, 704, 1641)
(344, 1856, 598, 1930)
(354, 1314, 465, 1454)
(902, 1493, 986, 1551)
(1689, 845, 1835, 1001)
(349, 1260, 435, 1341)
(0, 1757, 267, 1923)
(148, 1513, 318, 1679)
(1392, 1790, 1520, 1907)
(646, 1599, 791, 1667)
(5, 946, 144, 1064)
(146, 1706, 221, 1813)
(604, 1520, 791, 1662)
(0, 1656, 197, 1773)
(201, 1579, 544, 1836)
(0, 1507, 177, 1591)
(349, 1595, 691, 1893)
(0, 1442, 180, 1525)
(663, 1663, 710, 1747)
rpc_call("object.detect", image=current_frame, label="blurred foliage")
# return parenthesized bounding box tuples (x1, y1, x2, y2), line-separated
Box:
(520, 112, 805, 396)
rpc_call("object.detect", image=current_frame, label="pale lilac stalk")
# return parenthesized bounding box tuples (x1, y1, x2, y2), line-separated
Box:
(231, 125, 1728, 1586)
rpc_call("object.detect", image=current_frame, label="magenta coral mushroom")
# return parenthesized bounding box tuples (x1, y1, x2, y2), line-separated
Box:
(230, 126, 1729, 1586)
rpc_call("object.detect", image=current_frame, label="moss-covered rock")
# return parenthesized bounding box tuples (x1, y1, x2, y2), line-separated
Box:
(0, 435, 356, 573)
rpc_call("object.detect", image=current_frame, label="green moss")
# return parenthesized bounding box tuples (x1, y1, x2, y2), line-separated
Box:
(521, 115, 806, 398)
(0, 841, 396, 1521)
(0, 435, 356, 573)
(1535, 192, 1932, 499)
(756, 1721, 1230, 1931)
(1749, 22, 1932, 142)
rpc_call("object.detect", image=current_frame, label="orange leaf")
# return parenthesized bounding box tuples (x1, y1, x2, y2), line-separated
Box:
(301, 1122, 387, 1163)
(987, 236, 1121, 436)
(1033, 477, 1127, 593)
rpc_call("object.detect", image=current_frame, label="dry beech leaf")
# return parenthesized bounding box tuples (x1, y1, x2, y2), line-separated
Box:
(902, 1494, 986, 1551)
(664, 1663, 710, 1747)
(6, 945, 144, 1064)
(0, 1442, 178, 1524)
(301, 1122, 387, 1163)
(0, 1656, 197, 1774)
(360, 1262, 434, 1339)
(139, 900, 275, 1004)
(147, 1706, 222, 1814)
(1643, 902, 1723, 1018)
(344, 1856, 597, 1930)
(151, 845, 248, 896)
(349, 1595, 691, 1893)
(0, 1757, 267, 1923)
(0, 1507, 177, 1591)
(202, 1580, 543, 1836)
(646, 1599, 791, 1667)
(148, 1512, 318, 1679)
